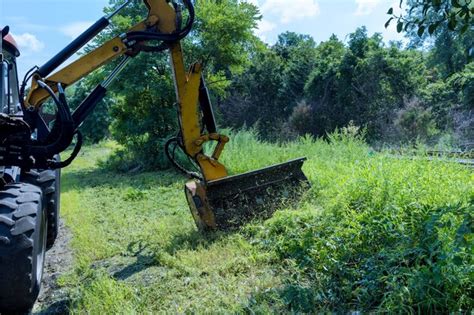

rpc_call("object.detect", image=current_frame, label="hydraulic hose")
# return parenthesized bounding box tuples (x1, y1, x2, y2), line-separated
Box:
(126, 0, 195, 43)
(165, 137, 202, 180)
(26, 81, 75, 157)
(47, 131, 83, 169)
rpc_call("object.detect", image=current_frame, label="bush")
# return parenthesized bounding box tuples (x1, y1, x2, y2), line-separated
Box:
(109, 83, 177, 171)
(394, 97, 439, 142)
(243, 131, 472, 313)
(288, 101, 314, 136)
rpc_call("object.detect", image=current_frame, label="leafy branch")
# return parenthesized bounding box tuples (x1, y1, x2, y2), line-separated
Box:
(386, 0, 474, 36)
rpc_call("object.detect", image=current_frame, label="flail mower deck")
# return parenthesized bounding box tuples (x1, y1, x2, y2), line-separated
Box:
(185, 158, 309, 230)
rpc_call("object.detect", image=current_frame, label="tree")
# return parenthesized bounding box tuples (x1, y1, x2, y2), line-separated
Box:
(303, 28, 428, 140)
(190, 0, 260, 75)
(394, 97, 439, 142)
(388, 0, 473, 145)
(221, 32, 317, 139)
(302, 35, 346, 135)
(276, 32, 317, 108)
(222, 49, 287, 137)
(101, 0, 260, 168)
(387, 0, 474, 37)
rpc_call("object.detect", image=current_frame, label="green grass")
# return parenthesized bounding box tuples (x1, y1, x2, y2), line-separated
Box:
(55, 131, 472, 313)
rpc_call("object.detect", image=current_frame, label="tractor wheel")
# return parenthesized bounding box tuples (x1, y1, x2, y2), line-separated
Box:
(0, 183, 47, 313)
(23, 164, 60, 249)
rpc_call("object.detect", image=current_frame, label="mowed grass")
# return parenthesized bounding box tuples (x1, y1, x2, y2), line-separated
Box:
(58, 141, 281, 314)
(55, 131, 472, 313)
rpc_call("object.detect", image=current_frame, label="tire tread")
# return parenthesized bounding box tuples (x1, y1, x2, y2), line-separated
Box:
(0, 183, 43, 313)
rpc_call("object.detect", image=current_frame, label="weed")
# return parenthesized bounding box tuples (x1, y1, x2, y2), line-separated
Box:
(55, 130, 472, 313)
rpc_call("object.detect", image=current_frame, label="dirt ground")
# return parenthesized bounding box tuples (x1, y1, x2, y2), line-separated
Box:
(33, 220, 73, 315)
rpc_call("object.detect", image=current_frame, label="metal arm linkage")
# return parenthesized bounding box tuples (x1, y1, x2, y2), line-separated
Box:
(11, 0, 229, 182)
(25, 0, 179, 110)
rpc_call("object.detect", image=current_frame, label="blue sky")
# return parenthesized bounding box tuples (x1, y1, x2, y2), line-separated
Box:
(1, 0, 405, 78)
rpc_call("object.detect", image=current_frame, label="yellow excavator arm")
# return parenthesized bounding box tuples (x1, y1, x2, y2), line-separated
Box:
(1, 2, 308, 312)
(25, 0, 177, 109)
(23, 0, 229, 183)
(16, 0, 308, 231)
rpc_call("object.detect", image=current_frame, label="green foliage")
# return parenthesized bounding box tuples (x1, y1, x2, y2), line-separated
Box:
(222, 31, 317, 139)
(421, 62, 474, 143)
(427, 29, 474, 77)
(394, 97, 439, 142)
(287, 101, 313, 136)
(101, 0, 259, 168)
(225, 28, 434, 142)
(55, 131, 472, 313)
(190, 0, 260, 75)
(54, 0, 473, 169)
(63, 0, 259, 162)
(222, 22, 472, 146)
(244, 133, 472, 312)
(63, 0, 473, 155)
(109, 57, 178, 170)
(222, 49, 287, 137)
(387, 0, 474, 36)
(306, 28, 426, 140)
(251, 201, 473, 312)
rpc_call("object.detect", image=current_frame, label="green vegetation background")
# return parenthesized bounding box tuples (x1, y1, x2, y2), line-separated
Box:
(68, 0, 474, 166)
(57, 131, 472, 313)
(47, 0, 474, 313)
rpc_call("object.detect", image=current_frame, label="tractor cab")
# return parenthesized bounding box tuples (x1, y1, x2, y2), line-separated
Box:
(1, 26, 21, 115)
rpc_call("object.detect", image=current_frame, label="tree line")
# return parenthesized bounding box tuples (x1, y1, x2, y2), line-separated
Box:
(67, 0, 473, 168)
(223, 27, 473, 146)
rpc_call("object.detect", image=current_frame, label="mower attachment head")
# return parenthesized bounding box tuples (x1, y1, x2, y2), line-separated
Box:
(185, 157, 309, 231)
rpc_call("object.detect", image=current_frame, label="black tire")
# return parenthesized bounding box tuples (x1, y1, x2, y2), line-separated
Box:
(0, 183, 47, 313)
(22, 164, 60, 249)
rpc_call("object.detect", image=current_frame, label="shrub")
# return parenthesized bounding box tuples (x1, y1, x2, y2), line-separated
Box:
(245, 132, 472, 313)
(109, 82, 177, 171)
(394, 97, 439, 142)
(288, 101, 314, 136)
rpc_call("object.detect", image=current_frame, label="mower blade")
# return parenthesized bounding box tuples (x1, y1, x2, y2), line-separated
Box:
(185, 158, 309, 231)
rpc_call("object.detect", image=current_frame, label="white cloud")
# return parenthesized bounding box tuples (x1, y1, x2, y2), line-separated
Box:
(61, 21, 94, 39)
(354, 0, 381, 16)
(260, 0, 320, 24)
(11, 33, 45, 53)
(257, 19, 276, 33)
(255, 19, 277, 41)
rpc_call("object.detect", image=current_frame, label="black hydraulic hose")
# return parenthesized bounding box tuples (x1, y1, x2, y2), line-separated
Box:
(165, 137, 202, 180)
(126, 0, 195, 42)
(35, 81, 67, 119)
(26, 81, 75, 156)
(19, 65, 38, 109)
(37, 17, 110, 77)
(48, 131, 83, 169)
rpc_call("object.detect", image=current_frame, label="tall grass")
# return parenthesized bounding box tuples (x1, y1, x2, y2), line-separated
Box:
(237, 130, 473, 313)
(56, 130, 472, 313)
